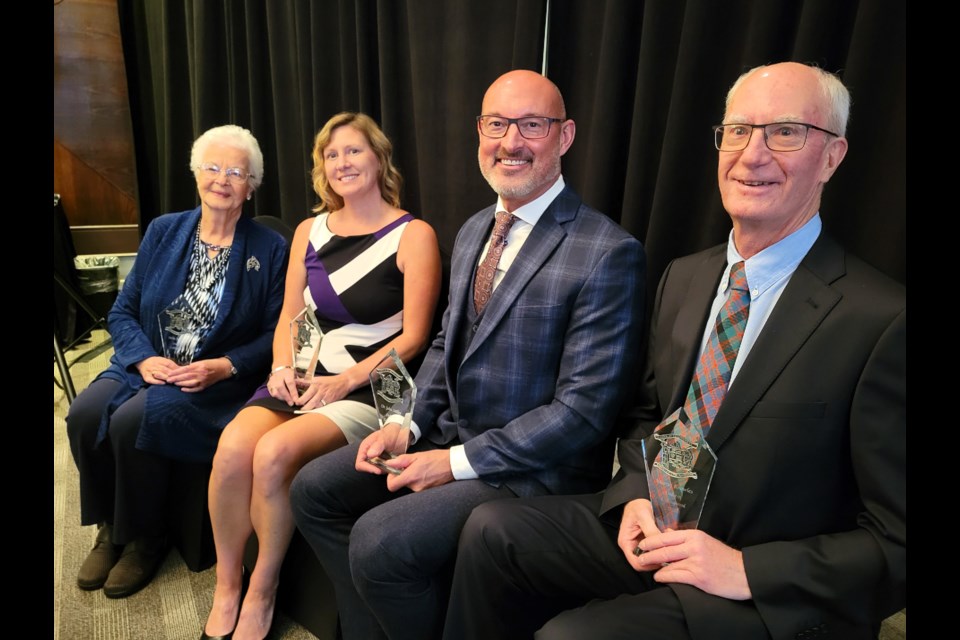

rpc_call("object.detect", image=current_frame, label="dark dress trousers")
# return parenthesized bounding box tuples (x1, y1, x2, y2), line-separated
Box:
(444, 232, 906, 640)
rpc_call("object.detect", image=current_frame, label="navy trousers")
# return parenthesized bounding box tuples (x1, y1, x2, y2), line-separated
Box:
(66, 378, 172, 544)
(290, 441, 515, 640)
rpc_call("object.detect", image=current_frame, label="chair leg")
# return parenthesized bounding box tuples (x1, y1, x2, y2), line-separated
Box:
(53, 332, 77, 404)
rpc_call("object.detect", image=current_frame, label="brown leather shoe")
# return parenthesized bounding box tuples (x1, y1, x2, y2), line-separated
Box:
(102, 536, 168, 599)
(77, 524, 122, 590)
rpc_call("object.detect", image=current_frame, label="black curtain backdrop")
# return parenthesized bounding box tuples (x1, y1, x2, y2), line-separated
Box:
(119, 0, 905, 293)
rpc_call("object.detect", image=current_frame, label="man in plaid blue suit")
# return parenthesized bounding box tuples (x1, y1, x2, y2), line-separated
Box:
(291, 70, 646, 640)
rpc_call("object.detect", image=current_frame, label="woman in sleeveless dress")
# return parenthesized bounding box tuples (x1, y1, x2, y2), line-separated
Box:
(202, 113, 441, 640)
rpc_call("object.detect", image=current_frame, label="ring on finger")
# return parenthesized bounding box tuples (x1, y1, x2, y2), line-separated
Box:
(321, 399, 327, 406)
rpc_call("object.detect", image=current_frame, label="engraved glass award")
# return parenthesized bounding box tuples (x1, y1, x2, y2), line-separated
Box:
(158, 299, 199, 365)
(291, 306, 324, 384)
(641, 409, 717, 531)
(369, 348, 417, 431)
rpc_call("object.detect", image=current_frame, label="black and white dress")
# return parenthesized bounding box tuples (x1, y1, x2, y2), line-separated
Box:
(247, 212, 413, 441)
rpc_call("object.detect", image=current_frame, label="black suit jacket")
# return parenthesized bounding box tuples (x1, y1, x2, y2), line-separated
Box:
(602, 233, 906, 639)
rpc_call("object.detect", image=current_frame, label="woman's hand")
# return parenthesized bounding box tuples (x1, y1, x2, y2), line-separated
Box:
(296, 373, 354, 410)
(135, 356, 179, 385)
(266, 366, 298, 406)
(165, 358, 233, 393)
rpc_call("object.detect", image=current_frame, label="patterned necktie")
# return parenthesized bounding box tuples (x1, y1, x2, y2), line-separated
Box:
(646, 261, 751, 529)
(473, 211, 518, 313)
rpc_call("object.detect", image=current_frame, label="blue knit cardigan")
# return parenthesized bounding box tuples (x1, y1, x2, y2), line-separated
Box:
(96, 208, 288, 462)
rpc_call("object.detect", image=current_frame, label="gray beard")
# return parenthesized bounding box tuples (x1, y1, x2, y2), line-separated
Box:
(478, 154, 561, 200)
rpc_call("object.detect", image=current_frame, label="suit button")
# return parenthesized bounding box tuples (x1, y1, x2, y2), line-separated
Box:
(472, 324, 478, 332)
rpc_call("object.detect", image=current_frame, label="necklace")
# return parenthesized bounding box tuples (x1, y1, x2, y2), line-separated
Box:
(191, 237, 231, 292)
(196, 221, 233, 252)
(200, 239, 231, 252)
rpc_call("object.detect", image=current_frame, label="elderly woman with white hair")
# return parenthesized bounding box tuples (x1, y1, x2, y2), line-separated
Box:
(66, 124, 288, 599)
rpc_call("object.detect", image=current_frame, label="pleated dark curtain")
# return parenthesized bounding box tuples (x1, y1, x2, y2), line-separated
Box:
(120, 0, 905, 293)
(549, 0, 906, 288)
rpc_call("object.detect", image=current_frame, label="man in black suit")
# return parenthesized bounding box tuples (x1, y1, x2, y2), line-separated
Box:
(442, 61, 905, 640)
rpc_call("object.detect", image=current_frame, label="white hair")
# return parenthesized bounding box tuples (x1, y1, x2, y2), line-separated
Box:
(189, 124, 264, 189)
(725, 63, 851, 136)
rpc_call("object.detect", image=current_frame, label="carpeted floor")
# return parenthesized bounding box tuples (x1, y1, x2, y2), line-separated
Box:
(53, 330, 317, 640)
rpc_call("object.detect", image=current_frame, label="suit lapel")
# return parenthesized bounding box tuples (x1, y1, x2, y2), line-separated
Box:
(463, 190, 576, 360)
(706, 234, 845, 451)
(446, 206, 495, 346)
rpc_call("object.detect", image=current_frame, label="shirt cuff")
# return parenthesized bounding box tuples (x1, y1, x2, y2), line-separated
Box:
(450, 445, 478, 480)
(386, 415, 421, 444)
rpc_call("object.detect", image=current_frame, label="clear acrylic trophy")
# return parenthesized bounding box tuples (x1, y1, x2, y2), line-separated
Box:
(641, 409, 718, 531)
(369, 348, 417, 431)
(291, 306, 324, 385)
(366, 349, 417, 475)
(158, 300, 199, 365)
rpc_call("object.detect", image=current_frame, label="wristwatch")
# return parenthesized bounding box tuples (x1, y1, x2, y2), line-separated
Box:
(225, 356, 238, 377)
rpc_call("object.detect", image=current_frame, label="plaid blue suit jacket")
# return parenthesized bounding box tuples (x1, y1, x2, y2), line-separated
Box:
(412, 185, 646, 498)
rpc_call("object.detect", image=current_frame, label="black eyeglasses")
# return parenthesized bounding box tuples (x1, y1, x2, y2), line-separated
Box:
(477, 115, 564, 139)
(713, 122, 840, 152)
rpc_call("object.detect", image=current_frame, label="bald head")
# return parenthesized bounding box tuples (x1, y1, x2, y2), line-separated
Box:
(482, 70, 567, 120)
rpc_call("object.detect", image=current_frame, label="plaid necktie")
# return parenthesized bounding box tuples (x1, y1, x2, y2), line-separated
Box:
(646, 261, 751, 529)
(474, 211, 517, 313)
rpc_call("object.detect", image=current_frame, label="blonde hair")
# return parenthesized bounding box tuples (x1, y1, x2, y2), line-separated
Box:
(310, 112, 403, 212)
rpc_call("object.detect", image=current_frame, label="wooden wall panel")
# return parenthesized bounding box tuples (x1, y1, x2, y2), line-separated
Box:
(54, 0, 140, 252)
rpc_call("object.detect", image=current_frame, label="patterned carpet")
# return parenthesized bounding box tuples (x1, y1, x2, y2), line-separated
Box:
(53, 330, 317, 640)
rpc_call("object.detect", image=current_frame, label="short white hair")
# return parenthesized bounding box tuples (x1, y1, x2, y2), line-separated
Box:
(189, 124, 264, 189)
(725, 63, 851, 137)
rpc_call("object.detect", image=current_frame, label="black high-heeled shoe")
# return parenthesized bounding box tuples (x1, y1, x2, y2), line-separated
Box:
(200, 567, 249, 640)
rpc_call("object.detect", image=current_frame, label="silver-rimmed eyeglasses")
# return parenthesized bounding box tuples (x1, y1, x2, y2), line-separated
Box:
(477, 115, 564, 139)
(713, 122, 840, 152)
(199, 162, 252, 184)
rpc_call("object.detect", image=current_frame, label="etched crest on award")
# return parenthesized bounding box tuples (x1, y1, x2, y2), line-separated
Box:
(369, 348, 417, 431)
(291, 306, 324, 384)
(158, 299, 199, 365)
(641, 409, 717, 531)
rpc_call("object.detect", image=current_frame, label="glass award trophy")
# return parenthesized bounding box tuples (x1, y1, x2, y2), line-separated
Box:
(158, 300, 199, 365)
(641, 409, 717, 531)
(366, 349, 416, 474)
(291, 306, 324, 385)
(369, 348, 417, 431)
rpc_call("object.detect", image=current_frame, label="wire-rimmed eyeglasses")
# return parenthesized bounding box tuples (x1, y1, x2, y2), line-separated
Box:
(198, 162, 252, 184)
(713, 122, 840, 152)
